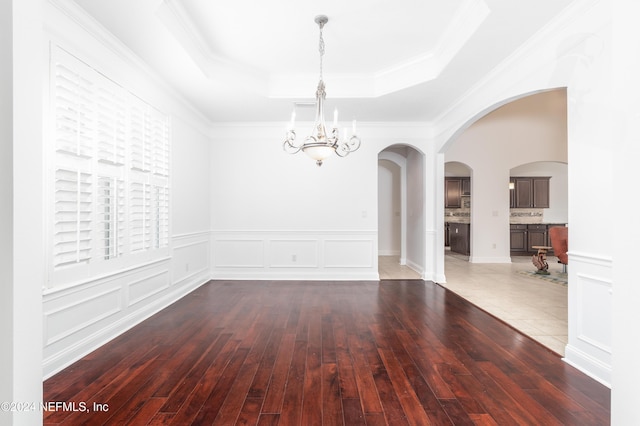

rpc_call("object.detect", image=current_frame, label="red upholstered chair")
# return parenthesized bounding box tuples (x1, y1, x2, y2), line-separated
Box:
(549, 226, 568, 272)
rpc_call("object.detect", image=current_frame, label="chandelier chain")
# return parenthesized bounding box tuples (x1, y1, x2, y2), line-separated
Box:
(318, 22, 325, 81)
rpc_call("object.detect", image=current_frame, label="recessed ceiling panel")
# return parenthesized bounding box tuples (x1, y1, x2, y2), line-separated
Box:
(180, 0, 468, 76)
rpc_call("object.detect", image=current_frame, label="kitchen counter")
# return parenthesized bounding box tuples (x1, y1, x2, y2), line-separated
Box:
(445, 211, 470, 224)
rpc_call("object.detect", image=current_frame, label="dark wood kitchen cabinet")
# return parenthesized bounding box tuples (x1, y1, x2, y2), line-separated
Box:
(510, 177, 550, 208)
(510, 223, 566, 255)
(445, 177, 470, 208)
(449, 222, 470, 255)
(445, 179, 461, 208)
(527, 224, 548, 249)
(510, 224, 528, 254)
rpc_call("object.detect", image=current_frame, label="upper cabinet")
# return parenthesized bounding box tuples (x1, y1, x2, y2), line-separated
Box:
(510, 177, 550, 208)
(445, 177, 470, 208)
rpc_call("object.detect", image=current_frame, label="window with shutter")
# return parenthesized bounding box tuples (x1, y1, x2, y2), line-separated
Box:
(48, 46, 170, 288)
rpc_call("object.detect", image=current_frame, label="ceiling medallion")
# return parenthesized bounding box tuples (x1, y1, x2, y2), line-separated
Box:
(283, 15, 361, 166)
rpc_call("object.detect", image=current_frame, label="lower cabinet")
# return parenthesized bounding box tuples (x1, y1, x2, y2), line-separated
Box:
(449, 223, 470, 255)
(527, 224, 548, 249)
(510, 223, 566, 255)
(510, 224, 528, 254)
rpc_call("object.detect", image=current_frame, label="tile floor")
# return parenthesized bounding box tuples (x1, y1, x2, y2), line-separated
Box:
(379, 253, 568, 356)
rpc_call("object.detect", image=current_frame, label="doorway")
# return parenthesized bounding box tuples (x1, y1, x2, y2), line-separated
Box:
(444, 162, 472, 261)
(378, 145, 423, 280)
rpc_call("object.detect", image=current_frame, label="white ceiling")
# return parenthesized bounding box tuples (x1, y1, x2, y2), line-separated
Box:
(72, 0, 575, 123)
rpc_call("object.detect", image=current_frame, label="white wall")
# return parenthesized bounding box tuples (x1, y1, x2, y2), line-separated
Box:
(378, 159, 401, 256)
(40, 1, 212, 378)
(171, 116, 211, 236)
(209, 124, 433, 280)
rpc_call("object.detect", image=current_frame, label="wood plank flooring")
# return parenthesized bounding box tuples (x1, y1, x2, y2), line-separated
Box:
(43, 280, 610, 425)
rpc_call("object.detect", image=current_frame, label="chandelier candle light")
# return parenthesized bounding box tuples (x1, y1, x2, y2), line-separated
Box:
(283, 15, 361, 166)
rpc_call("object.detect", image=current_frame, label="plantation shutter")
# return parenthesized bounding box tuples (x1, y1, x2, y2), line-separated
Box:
(151, 185, 169, 248)
(149, 109, 170, 177)
(129, 97, 170, 252)
(97, 176, 125, 259)
(96, 78, 126, 165)
(53, 168, 92, 267)
(130, 181, 151, 252)
(49, 46, 170, 286)
(54, 60, 94, 157)
(52, 51, 95, 269)
(130, 100, 152, 172)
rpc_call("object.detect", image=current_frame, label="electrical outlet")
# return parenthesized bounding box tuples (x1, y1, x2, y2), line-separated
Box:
(292, 254, 297, 262)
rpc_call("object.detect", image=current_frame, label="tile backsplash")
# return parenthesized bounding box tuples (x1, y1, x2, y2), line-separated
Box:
(509, 208, 544, 223)
(445, 208, 544, 224)
(445, 208, 470, 223)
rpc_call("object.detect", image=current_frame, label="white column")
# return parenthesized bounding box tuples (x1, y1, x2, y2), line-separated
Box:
(0, 1, 15, 421)
(2, 0, 44, 425)
(612, 0, 640, 423)
(430, 152, 446, 282)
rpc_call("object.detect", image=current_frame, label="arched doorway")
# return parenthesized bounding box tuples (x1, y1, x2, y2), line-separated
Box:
(378, 145, 424, 279)
(444, 161, 472, 260)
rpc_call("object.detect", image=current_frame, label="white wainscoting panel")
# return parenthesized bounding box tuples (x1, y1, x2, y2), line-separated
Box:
(128, 270, 170, 307)
(43, 231, 211, 378)
(214, 239, 264, 268)
(211, 230, 378, 280)
(563, 251, 612, 387)
(172, 232, 211, 285)
(324, 239, 373, 268)
(576, 273, 612, 354)
(269, 239, 318, 268)
(45, 287, 122, 346)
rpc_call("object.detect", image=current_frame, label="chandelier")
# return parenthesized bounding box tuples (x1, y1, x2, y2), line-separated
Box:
(283, 15, 361, 166)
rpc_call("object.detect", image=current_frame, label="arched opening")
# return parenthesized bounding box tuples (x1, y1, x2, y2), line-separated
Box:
(441, 89, 569, 355)
(378, 145, 424, 279)
(444, 161, 472, 261)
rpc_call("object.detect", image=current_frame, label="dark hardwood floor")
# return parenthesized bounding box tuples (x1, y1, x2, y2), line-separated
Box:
(43, 280, 610, 425)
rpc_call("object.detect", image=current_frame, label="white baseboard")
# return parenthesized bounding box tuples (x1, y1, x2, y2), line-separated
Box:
(563, 344, 612, 388)
(210, 271, 380, 281)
